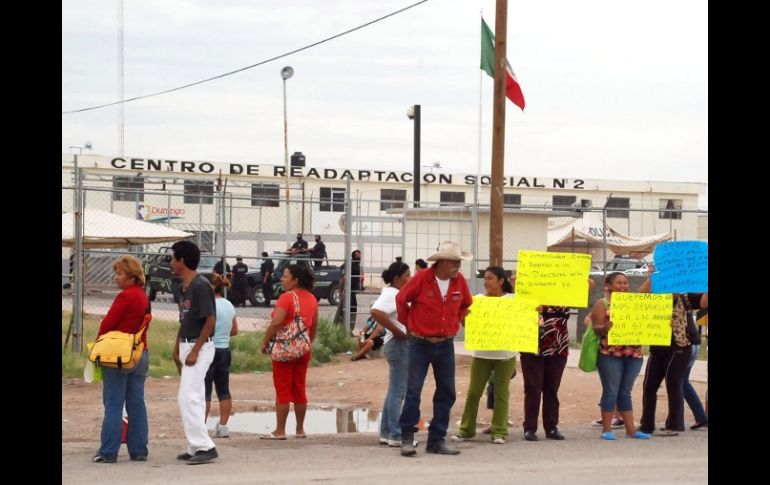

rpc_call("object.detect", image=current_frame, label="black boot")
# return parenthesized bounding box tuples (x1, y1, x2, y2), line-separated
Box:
(401, 431, 417, 457)
(425, 441, 461, 455)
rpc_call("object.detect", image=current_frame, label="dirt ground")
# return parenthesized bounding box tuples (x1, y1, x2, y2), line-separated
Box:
(62, 352, 701, 442)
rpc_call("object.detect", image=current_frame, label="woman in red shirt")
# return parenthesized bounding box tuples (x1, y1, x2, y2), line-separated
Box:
(260, 264, 319, 439)
(92, 255, 151, 463)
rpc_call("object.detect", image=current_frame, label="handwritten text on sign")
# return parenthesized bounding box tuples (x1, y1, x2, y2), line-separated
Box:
(608, 293, 673, 346)
(652, 241, 708, 293)
(515, 250, 592, 307)
(464, 295, 540, 353)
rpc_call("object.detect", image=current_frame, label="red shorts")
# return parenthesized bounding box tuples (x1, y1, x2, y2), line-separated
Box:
(271, 351, 311, 404)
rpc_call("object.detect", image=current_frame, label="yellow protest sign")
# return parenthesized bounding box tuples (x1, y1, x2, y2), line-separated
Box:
(608, 292, 673, 345)
(464, 295, 540, 353)
(515, 250, 592, 307)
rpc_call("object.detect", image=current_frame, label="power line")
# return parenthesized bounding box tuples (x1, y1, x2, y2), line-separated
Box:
(62, 0, 429, 115)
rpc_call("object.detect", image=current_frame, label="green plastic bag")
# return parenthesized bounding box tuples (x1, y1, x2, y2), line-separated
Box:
(85, 342, 103, 383)
(578, 327, 600, 372)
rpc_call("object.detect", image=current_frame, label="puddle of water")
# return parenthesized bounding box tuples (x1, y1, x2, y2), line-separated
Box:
(207, 407, 383, 435)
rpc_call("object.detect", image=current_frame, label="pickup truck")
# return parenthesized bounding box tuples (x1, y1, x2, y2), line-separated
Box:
(143, 247, 220, 302)
(245, 252, 341, 306)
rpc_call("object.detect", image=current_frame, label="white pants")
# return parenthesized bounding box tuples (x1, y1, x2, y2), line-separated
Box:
(178, 341, 216, 454)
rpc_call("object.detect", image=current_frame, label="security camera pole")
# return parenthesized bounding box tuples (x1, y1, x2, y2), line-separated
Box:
(408, 105, 421, 208)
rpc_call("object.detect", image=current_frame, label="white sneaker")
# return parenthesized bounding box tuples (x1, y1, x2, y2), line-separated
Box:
(379, 437, 389, 445)
(449, 435, 466, 442)
(492, 436, 506, 444)
(214, 423, 230, 438)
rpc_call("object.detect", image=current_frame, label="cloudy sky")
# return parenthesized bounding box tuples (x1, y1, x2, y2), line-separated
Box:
(62, 0, 708, 207)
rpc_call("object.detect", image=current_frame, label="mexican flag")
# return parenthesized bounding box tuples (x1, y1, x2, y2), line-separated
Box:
(481, 18, 525, 111)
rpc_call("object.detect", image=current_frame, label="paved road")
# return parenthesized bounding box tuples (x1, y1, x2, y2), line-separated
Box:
(62, 425, 707, 484)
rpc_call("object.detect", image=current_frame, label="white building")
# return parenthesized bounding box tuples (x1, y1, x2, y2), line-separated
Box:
(62, 154, 706, 283)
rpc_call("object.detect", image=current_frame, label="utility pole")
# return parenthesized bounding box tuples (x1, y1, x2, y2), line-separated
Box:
(489, 0, 508, 266)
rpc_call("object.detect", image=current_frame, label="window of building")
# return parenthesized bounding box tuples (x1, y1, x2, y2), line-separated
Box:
(189, 231, 215, 252)
(183, 180, 214, 204)
(440, 191, 465, 206)
(251, 183, 280, 207)
(552, 195, 576, 210)
(112, 176, 145, 202)
(659, 199, 682, 220)
(380, 189, 407, 211)
(503, 194, 522, 207)
(606, 197, 630, 218)
(320, 187, 345, 212)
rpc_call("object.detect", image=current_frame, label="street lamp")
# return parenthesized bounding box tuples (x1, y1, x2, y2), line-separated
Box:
(68, 141, 91, 353)
(407, 105, 421, 207)
(68, 142, 93, 155)
(281, 66, 294, 247)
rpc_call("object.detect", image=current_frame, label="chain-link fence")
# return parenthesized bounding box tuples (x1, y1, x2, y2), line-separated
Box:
(63, 176, 707, 351)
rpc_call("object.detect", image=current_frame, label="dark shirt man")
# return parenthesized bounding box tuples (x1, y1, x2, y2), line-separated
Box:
(340, 250, 363, 332)
(260, 252, 275, 307)
(231, 257, 249, 307)
(170, 240, 218, 464)
(310, 235, 327, 268)
(213, 260, 231, 277)
(289, 234, 308, 254)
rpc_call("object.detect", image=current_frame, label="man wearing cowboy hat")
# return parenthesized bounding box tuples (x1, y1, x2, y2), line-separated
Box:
(396, 241, 473, 457)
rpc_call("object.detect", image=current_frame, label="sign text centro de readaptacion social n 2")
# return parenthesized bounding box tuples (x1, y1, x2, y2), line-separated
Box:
(108, 157, 586, 189)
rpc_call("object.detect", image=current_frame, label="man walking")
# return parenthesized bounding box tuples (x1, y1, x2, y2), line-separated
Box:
(170, 240, 218, 464)
(396, 241, 473, 457)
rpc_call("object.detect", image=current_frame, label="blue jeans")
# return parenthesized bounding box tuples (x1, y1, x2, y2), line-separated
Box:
(596, 353, 643, 412)
(681, 344, 707, 424)
(399, 338, 456, 446)
(380, 338, 410, 441)
(99, 351, 149, 459)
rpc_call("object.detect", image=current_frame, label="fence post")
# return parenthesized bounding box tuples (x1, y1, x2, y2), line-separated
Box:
(602, 208, 608, 274)
(343, 176, 352, 331)
(72, 158, 84, 353)
(166, 190, 171, 227)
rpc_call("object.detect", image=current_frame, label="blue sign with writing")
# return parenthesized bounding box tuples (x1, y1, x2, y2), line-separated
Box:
(651, 241, 708, 293)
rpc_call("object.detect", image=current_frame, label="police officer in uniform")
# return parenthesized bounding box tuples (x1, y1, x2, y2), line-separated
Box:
(260, 252, 275, 307)
(230, 256, 249, 307)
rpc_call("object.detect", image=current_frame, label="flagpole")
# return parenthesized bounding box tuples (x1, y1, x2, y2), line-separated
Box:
(471, 10, 484, 293)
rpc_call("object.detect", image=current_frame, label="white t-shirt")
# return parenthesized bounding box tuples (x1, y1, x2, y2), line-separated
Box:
(370, 286, 405, 345)
(436, 276, 450, 298)
(471, 293, 519, 360)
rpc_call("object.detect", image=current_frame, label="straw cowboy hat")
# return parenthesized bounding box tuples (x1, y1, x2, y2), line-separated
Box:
(426, 240, 473, 262)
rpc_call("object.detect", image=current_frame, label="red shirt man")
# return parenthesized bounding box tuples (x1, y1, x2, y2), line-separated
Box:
(396, 265, 472, 338)
(395, 241, 473, 457)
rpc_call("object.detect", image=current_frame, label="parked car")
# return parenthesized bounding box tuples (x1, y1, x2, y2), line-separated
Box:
(245, 252, 341, 306)
(143, 247, 220, 302)
(623, 267, 649, 277)
(606, 258, 648, 273)
(589, 258, 648, 276)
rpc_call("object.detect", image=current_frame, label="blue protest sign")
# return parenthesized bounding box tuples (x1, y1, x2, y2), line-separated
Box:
(651, 241, 708, 293)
